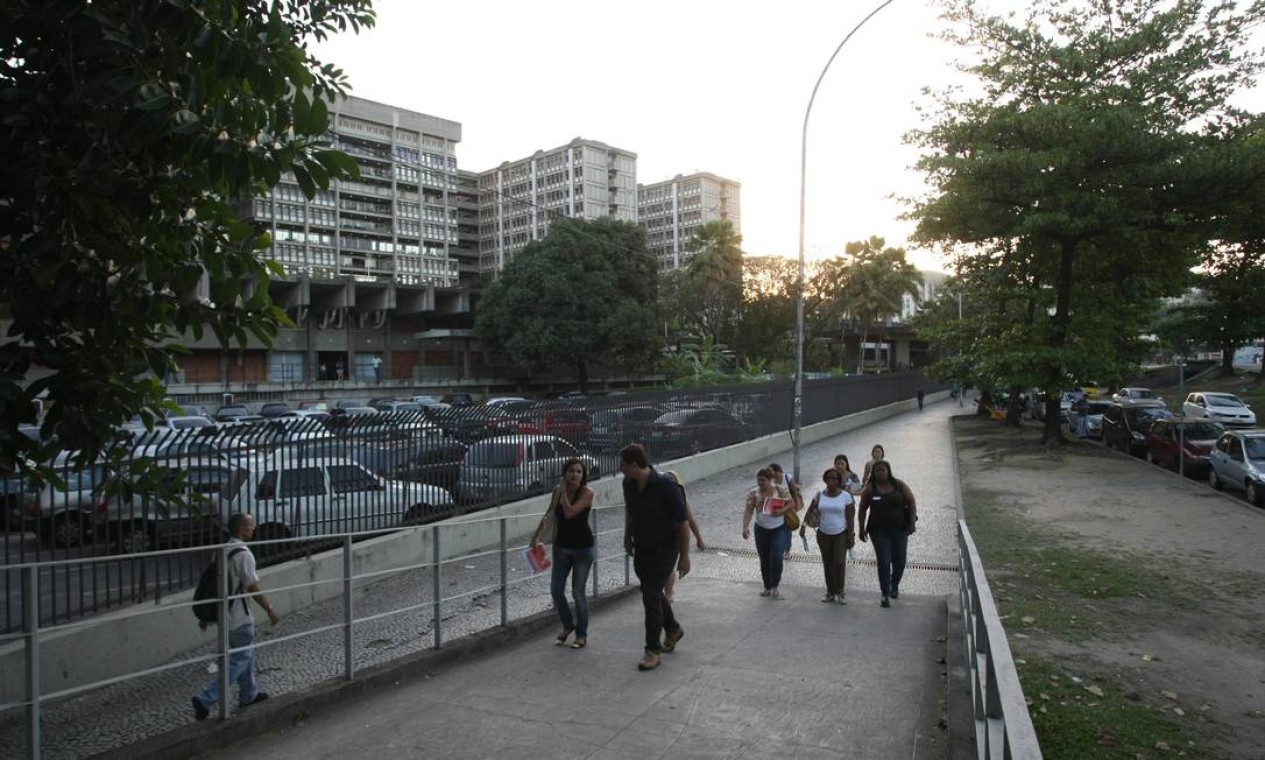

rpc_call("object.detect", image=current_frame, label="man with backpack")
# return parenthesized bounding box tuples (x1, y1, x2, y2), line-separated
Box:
(191, 513, 281, 721)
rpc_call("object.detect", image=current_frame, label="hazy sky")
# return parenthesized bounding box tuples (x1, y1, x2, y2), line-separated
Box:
(311, 0, 977, 271)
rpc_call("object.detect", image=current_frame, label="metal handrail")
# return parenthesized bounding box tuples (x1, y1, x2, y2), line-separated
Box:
(8, 504, 632, 759)
(957, 520, 1042, 759)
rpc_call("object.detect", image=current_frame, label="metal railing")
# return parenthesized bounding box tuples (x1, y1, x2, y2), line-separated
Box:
(957, 520, 1042, 759)
(2, 505, 631, 759)
(4, 375, 929, 634)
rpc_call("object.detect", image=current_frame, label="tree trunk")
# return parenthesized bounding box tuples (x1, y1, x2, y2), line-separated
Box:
(1042, 240, 1077, 445)
(1005, 385, 1024, 427)
(1220, 342, 1235, 376)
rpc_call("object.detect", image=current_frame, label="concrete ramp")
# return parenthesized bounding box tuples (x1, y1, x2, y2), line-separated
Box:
(201, 575, 948, 759)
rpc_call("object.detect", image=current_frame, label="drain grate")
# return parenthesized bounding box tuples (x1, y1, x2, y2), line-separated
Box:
(701, 546, 958, 573)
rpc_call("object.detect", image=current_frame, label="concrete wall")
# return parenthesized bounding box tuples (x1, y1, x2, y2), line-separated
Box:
(0, 394, 939, 706)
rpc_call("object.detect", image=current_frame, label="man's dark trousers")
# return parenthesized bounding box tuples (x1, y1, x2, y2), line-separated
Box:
(634, 550, 679, 653)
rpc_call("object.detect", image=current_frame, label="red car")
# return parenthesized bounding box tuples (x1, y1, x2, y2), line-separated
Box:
(512, 405, 591, 446)
(1144, 419, 1225, 477)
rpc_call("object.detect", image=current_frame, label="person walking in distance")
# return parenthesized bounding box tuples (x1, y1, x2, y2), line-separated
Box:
(917, 386, 926, 411)
(621, 444, 691, 672)
(857, 461, 918, 608)
(192, 513, 280, 720)
(372, 355, 383, 383)
(861, 444, 886, 487)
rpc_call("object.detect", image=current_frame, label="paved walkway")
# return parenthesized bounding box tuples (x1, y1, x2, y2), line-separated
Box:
(2, 399, 965, 759)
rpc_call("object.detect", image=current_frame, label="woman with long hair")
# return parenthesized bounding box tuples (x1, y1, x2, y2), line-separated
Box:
(861, 444, 886, 486)
(857, 460, 918, 608)
(532, 457, 595, 648)
(741, 467, 793, 599)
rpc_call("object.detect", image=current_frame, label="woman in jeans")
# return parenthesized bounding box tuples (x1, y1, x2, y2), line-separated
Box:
(802, 468, 855, 604)
(741, 467, 792, 599)
(533, 457, 595, 648)
(857, 460, 917, 608)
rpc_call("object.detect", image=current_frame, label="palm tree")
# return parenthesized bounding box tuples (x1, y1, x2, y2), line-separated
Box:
(840, 237, 923, 372)
(684, 220, 744, 344)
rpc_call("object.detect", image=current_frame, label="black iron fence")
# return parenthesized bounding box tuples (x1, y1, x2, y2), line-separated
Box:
(1, 372, 927, 632)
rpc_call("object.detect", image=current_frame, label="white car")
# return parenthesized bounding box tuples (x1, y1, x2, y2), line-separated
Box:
(1182, 392, 1257, 428)
(1112, 387, 1159, 404)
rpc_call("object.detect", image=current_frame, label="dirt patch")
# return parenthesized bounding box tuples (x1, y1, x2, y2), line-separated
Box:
(955, 416, 1265, 759)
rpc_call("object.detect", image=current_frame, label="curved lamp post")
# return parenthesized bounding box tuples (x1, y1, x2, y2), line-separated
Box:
(793, 0, 897, 482)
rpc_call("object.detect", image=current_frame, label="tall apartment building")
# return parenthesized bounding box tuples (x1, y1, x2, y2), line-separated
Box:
(185, 96, 476, 385)
(477, 137, 637, 273)
(243, 95, 462, 288)
(637, 172, 741, 270)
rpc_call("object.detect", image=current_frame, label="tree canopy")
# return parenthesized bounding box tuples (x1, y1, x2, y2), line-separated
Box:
(909, 0, 1265, 440)
(0, 0, 374, 473)
(475, 218, 660, 391)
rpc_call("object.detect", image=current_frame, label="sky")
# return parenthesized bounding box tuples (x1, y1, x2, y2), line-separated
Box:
(307, 1, 997, 272)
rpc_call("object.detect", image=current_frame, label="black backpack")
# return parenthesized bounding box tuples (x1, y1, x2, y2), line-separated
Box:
(193, 546, 248, 623)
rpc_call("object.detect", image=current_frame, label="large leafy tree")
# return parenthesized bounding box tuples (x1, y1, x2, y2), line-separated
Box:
(475, 218, 660, 392)
(909, 0, 1265, 442)
(838, 237, 923, 373)
(0, 0, 373, 473)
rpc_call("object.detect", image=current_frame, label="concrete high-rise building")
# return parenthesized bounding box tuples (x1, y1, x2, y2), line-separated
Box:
(241, 95, 462, 289)
(637, 172, 741, 270)
(477, 137, 637, 273)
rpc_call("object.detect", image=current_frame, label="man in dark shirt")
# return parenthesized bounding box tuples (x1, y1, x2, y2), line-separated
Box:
(620, 443, 690, 671)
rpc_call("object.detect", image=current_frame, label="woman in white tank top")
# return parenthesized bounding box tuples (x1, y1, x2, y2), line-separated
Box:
(803, 468, 855, 604)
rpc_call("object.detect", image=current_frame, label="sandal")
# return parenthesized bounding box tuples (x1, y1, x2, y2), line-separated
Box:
(555, 626, 575, 646)
(569, 637, 587, 649)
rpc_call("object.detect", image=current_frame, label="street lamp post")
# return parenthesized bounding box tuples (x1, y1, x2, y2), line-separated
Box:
(1177, 354, 1187, 479)
(793, 0, 896, 483)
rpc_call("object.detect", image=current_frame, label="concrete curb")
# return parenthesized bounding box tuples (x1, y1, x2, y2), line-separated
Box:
(96, 585, 640, 760)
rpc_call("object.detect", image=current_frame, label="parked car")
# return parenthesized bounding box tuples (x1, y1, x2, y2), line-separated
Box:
(213, 405, 253, 422)
(373, 401, 424, 414)
(1144, 419, 1225, 477)
(645, 408, 753, 458)
(249, 456, 455, 543)
(1064, 400, 1113, 439)
(589, 405, 665, 450)
(1208, 429, 1265, 505)
(511, 404, 591, 445)
(457, 435, 598, 504)
(430, 406, 517, 444)
(1112, 387, 1159, 404)
(104, 458, 251, 553)
(258, 402, 291, 418)
(1102, 401, 1173, 456)
(296, 400, 330, 412)
(167, 415, 216, 430)
(485, 396, 529, 408)
(1182, 392, 1257, 428)
(6, 463, 110, 548)
(440, 393, 474, 407)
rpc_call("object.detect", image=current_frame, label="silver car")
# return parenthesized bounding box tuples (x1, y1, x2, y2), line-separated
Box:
(457, 435, 598, 504)
(1183, 392, 1257, 428)
(1208, 430, 1265, 506)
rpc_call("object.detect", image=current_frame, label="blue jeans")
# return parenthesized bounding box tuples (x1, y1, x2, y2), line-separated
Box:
(551, 546, 595, 638)
(196, 623, 259, 709)
(870, 530, 908, 598)
(753, 524, 790, 590)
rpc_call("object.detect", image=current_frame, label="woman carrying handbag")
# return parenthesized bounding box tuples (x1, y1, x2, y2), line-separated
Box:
(802, 468, 855, 604)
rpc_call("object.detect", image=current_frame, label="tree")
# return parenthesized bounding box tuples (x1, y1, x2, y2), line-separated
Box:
(475, 218, 660, 392)
(682, 220, 745, 345)
(731, 255, 798, 366)
(838, 237, 923, 373)
(0, 1, 374, 474)
(908, 0, 1265, 442)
